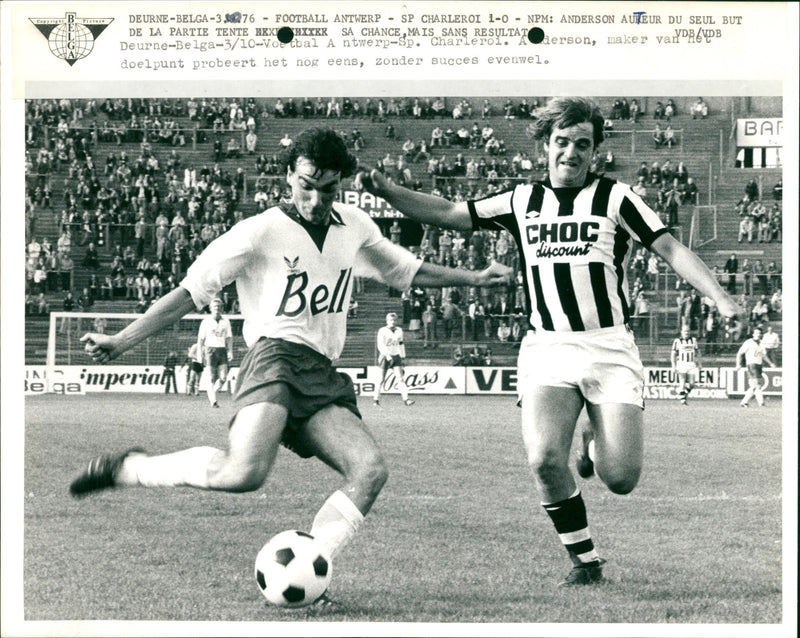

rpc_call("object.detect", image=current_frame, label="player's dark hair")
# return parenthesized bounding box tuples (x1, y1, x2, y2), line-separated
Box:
(529, 97, 606, 147)
(284, 128, 359, 178)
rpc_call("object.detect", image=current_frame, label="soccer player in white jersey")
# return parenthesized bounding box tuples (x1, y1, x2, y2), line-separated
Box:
(671, 324, 701, 405)
(374, 312, 414, 406)
(735, 327, 774, 407)
(358, 97, 740, 586)
(70, 128, 512, 604)
(197, 297, 233, 407)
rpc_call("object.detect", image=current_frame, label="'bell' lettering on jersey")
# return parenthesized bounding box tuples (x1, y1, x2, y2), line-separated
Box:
(277, 268, 352, 317)
(468, 175, 668, 332)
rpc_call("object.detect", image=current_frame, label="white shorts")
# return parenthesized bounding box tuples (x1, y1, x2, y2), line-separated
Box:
(675, 361, 699, 377)
(518, 325, 644, 407)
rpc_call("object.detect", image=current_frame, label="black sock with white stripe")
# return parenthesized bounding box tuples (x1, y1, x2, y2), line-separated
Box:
(542, 490, 601, 566)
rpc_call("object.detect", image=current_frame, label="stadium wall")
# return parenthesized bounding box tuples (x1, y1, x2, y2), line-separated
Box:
(25, 365, 782, 399)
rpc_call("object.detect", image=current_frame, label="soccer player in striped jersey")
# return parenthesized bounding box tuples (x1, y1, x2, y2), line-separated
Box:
(358, 97, 740, 586)
(70, 128, 512, 603)
(671, 324, 701, 405)
(735, 327, 775, 407)
(374, 312, 414, 406)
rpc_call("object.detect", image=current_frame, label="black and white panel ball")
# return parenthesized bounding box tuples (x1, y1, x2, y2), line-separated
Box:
(254, 530, 332, 608)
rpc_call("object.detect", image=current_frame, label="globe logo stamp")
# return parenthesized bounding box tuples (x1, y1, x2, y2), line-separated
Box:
(30, 12, 113, 66)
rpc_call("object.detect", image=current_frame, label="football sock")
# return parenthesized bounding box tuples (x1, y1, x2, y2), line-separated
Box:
(542, 489, 601, 566)
(208, 380, 221, 405)
(398, 379, 409, 402)
(310, 490, 365, 558)
(119, 446, 219, 488)
(754, 387, 765, 406)
(741, 386, 755, 406)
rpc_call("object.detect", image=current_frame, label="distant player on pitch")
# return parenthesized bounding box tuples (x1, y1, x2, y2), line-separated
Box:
(197, 297, 233, 407)
(671, 324, 701, 405)
(185, 341, 203, 396)
(373, 312, 414, 407)
(735, 327, 774, 407)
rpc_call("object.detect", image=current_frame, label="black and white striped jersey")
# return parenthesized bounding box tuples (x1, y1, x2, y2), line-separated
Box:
(672, 336, 699, 363)
(468, 174, 669, 332)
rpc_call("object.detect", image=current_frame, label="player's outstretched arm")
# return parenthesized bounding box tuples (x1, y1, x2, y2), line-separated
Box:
(412, 260, 512, 288)
(650, 234, 741, 318)
(356, 169, 473, 231)
(81, 287, 198, 363)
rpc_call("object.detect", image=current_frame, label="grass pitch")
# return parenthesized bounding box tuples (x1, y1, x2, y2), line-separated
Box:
(20, 393, 785, 629)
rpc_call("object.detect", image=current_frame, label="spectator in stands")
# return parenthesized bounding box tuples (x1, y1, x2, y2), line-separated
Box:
(46, 249, 60, 292)
(632, 176, 648, 202)
(421, 303, 437, 347)
(225, 136, 241, 158)
(663, 124, 676, 148)
(245, 129, 257, 154)
(629, 99, 641, 123)
(279, 133, 293, 150)
(765, 261, 779, 293)
(744, 177, 760, 201)
(430, 126, 444, 148)
(723, 253, 738, 294)
(431, 97, 446, 118)
(665, 99, 677, 119)
(772, 178, 782, 201)
(83, 241, 99, 269)
(326, 97, 341, 118)
(751, 296, 770, 323)
(653, 124, 665, 148)
(57, 229, 72, 256)
(767, 203, 781, 241)
(761, 324, 780, 367)
(496, 320, 511, 342)
(653, 101, 665, 120)
(659, 181, 681, 229)
(692, 98, 709, 119)
(737, 200, 756, 243)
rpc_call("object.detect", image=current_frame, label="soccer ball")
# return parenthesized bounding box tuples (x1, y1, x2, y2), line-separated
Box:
(254, 530, 332, 608)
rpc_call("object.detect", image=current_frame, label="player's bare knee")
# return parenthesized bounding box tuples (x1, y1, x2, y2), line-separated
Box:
(211, 459, 268, 492)
(528, 448, 566, 486)
(602, 469, 640, 495)
(350, 450, 388, 493)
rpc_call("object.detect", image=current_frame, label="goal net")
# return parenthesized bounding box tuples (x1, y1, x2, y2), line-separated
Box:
(688, 205, 718, 249)
(45, 312, 246, 392)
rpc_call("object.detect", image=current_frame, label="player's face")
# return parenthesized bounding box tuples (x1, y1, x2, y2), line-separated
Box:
(386, 314, 396, 328)
(752, 329, 762, 342)
(288, 157, 341, 225)
(210, 301, 223, 319)
(545, 122, 595, 188)
(680, 326, 690, 338)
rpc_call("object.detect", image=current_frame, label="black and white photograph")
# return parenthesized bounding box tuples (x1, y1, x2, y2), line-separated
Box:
(2, 2, 797, 637)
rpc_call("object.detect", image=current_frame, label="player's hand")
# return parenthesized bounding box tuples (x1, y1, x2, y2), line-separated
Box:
(476, 261, 513, 287)
(716, 295, 741, 319)
(354, 169, 389, 198)
(80, 332, 121, 364)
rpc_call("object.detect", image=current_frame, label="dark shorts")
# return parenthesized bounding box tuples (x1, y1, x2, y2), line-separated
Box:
(190, 361, 204, 374)
(234, 337, 361, 458)
(207, 347, 228, 368)
(746, 364, 763, 381)
(380, 354, 404, 371)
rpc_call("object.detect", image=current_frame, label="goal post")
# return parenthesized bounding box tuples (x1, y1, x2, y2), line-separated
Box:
(45, 312, 245, 393)
(688, 205, 718, 250)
